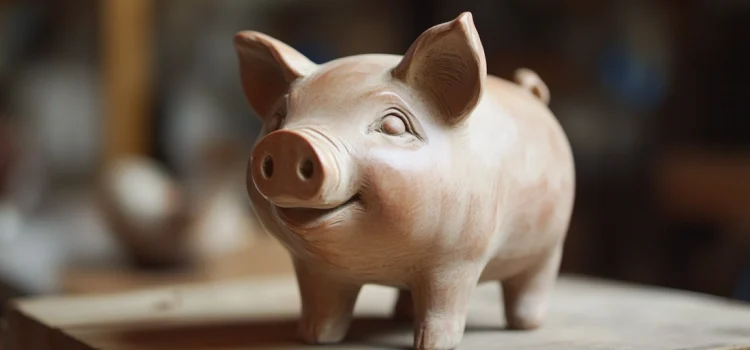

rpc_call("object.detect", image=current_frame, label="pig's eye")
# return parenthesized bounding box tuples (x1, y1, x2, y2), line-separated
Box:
(381, 114, 407, 136)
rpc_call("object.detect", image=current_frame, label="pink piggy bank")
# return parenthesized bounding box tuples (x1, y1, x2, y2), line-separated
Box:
(236, 12, 575, 350)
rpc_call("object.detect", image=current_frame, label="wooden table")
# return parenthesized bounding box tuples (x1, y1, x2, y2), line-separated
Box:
(59, 235, 294, 296)
(4, 272, 750, 349)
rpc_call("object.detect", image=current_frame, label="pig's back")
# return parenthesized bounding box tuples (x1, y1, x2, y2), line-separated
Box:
(472, 74, 575, 275)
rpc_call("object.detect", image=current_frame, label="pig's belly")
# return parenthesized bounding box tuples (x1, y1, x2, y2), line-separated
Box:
(478, 252, 546, 283)
(363, 253, 550, 289)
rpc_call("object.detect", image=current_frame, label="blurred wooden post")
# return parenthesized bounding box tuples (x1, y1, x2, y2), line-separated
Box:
(101, 0, 153, 163)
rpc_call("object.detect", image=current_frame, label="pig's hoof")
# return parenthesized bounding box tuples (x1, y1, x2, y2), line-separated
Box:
(504, 296, 546, 330)
(297, 318, 348, 345)
(414, 321, 463, 350)
(505, 312, 543, 330)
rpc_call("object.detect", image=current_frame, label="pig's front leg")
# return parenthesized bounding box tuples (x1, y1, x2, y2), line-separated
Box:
(293, 260, 362, 344)
(501, 244, 562, 330)
(411, 265, 481, 350)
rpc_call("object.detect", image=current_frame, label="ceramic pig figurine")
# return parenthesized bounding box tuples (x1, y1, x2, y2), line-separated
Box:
(235, 12, 575, 350)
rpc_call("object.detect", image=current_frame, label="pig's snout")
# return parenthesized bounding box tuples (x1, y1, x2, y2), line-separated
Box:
(250, 129, 357, 209)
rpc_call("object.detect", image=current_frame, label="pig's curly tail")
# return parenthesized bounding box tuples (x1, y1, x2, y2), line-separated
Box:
(514, 68, 550, 106)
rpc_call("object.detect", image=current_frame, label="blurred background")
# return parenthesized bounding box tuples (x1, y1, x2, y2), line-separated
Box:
(1, 0, 749, 317)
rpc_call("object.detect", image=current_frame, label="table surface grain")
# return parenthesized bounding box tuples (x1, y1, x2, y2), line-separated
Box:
(4, 273, 750, 350)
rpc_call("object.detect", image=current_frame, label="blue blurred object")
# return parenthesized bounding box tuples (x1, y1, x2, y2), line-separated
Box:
(734, 263, 750, 302)
(597, 43, 667, 110)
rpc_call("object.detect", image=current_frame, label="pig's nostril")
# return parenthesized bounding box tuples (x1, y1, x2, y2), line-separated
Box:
(298, 158, 314, 181)
(261, 155, 274, 179)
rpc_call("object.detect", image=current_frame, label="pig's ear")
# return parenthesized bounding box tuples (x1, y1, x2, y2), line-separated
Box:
(234, 31, 317, 118)
(392, 12, 486, 126)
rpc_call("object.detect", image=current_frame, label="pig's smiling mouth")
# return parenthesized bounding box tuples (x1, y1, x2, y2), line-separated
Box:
(274, 193, 361, 229)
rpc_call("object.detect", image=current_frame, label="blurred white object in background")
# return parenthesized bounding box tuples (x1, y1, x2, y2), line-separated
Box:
(12, 61, 101, 179)
(99, 155, 258, 268)
(0, 191, 114, 295)
(0, 220, 65, 294)
(105, 157, 180, 232)
(99, 156, 191, 267)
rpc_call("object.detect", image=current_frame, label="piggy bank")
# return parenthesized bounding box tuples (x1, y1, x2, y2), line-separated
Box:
(235, 12, 575, 350)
